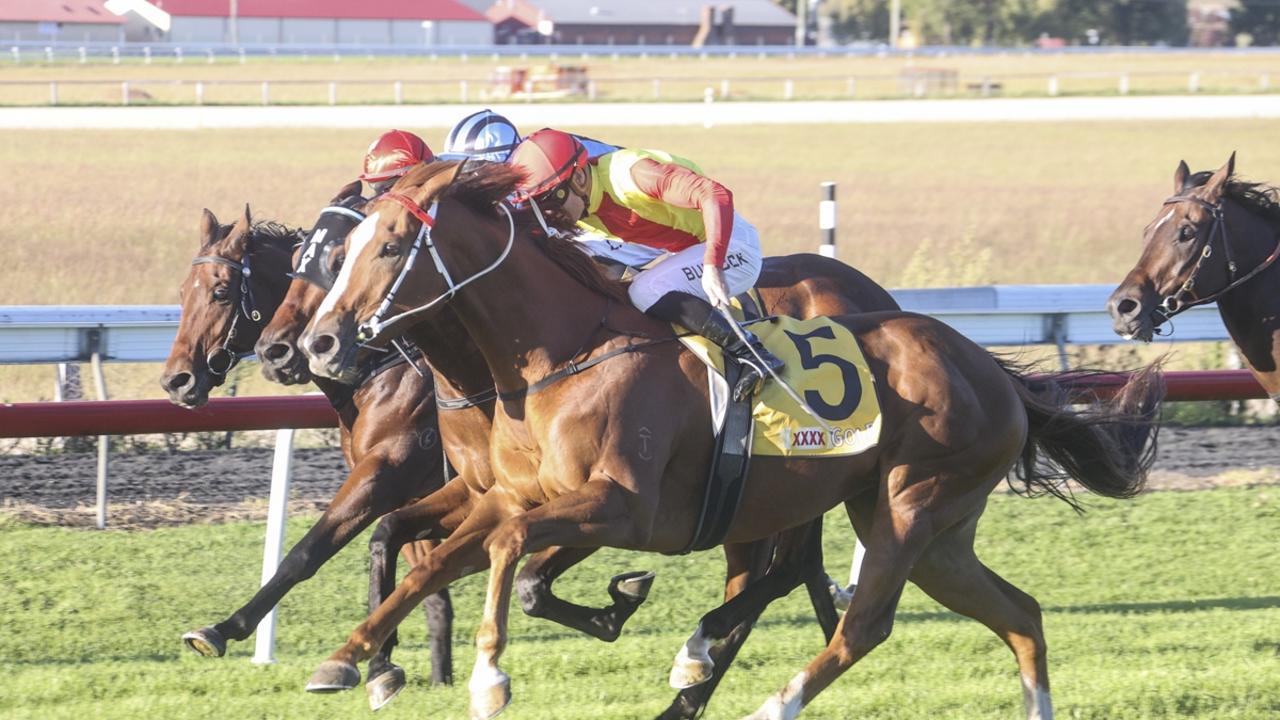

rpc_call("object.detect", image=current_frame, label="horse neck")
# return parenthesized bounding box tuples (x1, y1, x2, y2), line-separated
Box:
(1212, 202, 1280, 393)
(403, 308, 497, 400)
(444, 223, 628, 397)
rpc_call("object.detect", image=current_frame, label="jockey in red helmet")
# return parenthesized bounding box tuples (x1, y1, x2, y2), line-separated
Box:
(359, 130, 434, 195)
(508, 128, 783, 392)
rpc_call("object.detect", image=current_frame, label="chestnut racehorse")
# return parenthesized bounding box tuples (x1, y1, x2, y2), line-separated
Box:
(267, 181, 905, 716)
(1108, 154, 1280, 402)
(302, 161, 1162, 720)
(158, 202, 458, 690)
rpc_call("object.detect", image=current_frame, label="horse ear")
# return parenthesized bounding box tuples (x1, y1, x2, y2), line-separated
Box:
(226, 204, 252, 253)
(330, 180, 363, 204)
(1202, 152, 1236, 200)
(1174, 160, 1190, 192)
(199, 208, 220, 247)
(412, 163, 463, 206)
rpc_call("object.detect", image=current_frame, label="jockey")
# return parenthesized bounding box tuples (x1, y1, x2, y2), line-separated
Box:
(440, 108, 618, 162)
(508, 128, 784, 389)
(358, 129, 435, 195)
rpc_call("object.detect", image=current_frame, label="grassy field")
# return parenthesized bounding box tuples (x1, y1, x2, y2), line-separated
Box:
(2, 51, 1280, 104)
(2, 118, 1277, 403)
(0, 487, 1277, 719)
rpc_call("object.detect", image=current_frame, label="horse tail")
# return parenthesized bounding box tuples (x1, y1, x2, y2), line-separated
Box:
(999, 359, 1165, 510)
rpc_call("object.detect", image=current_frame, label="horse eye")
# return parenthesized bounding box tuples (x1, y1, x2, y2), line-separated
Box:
(212, 286, 230, 302)
(379, 242, 401, 258)
(1179, 225, 1197, 241)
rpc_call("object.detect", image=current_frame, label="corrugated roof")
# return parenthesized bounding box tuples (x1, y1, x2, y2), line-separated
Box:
(153, 0, 486, 22)
(487, 0, 795, 27)
(0, 0, 124, 24)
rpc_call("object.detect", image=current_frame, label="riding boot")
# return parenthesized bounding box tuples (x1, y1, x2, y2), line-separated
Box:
(647, 292, 784, 399)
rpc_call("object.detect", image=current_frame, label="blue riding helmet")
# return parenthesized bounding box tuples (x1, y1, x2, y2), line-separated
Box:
(441, 109, 522, 163)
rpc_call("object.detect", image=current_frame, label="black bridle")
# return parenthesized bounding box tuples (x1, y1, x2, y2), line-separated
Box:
(190, 244, 263, 376)
(1154, 193, 1280, 323)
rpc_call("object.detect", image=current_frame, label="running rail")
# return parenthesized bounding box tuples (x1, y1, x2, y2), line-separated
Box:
(0, 370, 1266, 439)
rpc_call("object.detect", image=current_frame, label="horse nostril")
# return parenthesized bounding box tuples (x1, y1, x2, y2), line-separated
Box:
(1117, 299, 1138, 318)
(309, 334, 336, 357)
(164, 372, 192, 392)
(262, 342, 292, 362)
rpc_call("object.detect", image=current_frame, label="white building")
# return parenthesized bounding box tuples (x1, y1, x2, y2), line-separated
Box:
(0, 0, 125, 43)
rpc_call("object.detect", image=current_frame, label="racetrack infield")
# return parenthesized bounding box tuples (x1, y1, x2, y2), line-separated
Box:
(2, 424, 1277, 529)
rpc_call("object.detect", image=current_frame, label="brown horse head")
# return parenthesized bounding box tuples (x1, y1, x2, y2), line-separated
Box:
(160, 205, 300, 407)
(302, 161, 525, 380)
(256, 180, 365, 385)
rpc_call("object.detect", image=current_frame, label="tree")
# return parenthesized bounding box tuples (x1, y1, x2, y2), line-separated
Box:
(1232, 0, 1280, 45)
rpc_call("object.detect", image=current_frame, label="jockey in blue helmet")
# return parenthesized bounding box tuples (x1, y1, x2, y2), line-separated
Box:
(441, 109, 618, 163)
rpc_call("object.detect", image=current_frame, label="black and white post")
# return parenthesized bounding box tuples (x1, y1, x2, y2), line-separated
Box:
(819, 181, 837, 259)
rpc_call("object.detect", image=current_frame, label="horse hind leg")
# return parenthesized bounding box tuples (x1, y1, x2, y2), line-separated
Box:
(514, 545, 655, 643)
(908, 509, 1053, 720)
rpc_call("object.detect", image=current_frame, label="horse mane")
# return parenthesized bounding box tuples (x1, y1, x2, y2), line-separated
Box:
(435, 161, 631, 303)
(205, 219, 303, 253)
(1183, 170, 1280, 226)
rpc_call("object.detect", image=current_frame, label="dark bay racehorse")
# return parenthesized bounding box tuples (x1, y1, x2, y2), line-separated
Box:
(302, 161, 1162, 720)
(267, 179, 911, 712)
(158, 202, 458, 692)
(1108, 154, 1280, 402)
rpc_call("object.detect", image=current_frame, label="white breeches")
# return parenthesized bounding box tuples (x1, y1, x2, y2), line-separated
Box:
(586, 213, 762, 312)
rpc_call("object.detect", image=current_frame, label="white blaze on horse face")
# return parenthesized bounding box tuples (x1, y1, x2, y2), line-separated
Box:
(316, 211, 380, 321)
(1151, 209, 1176, 236)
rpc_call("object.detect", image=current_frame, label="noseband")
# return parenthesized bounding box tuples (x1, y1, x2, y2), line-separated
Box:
(190, 244, 262, 375)
(1155, 193, 1280, 321)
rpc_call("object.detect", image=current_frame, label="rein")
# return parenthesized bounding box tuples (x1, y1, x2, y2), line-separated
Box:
(1155, 194, 1280, 323)
(190, 245, 263, 375)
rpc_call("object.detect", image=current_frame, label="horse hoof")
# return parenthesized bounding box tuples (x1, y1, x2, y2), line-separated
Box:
(182, 627, 226, 658)
(610, 570, 656, 602)
(668, 646, 714, 689)
(468, 672, 511, 720)
(306, 660, 361, 693)
(828, 579, 856, 613)
(366, 665, 407, 711)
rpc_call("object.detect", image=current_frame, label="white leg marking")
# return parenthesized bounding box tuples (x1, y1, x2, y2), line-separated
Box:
(744, 671, 808, 720)
(468, 654, 509, 695)
(669, 622, 715, 688)
(1021, 674, 1054, 720)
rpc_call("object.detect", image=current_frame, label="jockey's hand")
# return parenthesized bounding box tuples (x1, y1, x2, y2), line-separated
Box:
(702, 263, 732, 309)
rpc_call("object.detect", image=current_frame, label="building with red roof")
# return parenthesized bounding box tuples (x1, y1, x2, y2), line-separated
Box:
(147, 0, 492, 46)
(0, 0, 124, 43)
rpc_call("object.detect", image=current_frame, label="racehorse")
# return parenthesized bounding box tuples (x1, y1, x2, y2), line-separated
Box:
(157, 202, 457, 690)
(1108, 154, 1280, 402)
(301, 161, 1163, 720)
(263, 177, 905, 716)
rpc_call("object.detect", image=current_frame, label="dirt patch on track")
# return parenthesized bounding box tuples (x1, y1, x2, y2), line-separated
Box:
(1, 425, 1277, 529)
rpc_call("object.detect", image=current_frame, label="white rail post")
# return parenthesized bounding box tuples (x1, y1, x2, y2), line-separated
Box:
(206, 49, 215, 64)
(238, 48, 246, 64)
(703, 86, 714, 129)
(393, 80, 403, 104)
(89, 338, 109, 530)
(10, 46, 19, 64)
(195, 81, 204, 105)
(44, 46, 53, 63)
(784, 78, 794, 100)
(78, 47, 86, 64)
(261, 80, 270, 105)
(121, 81, 129, 106)
(1118, 73, 1129, 96)
(174, 47, 183, 63)
(143, 46, 151, 64)
(1260, 73, 1270, 91)
(252, 427, 296, 665)
(847, 76, 856, 97)
(1047, 75, 1059, 96)
(1188, 71, 1200, 93)
(652, 77, 661, 99)
(328, 81, 337, 106)
(818, 182, 837, 258)
(459, 79, 469, 103)
(49, 81, 58, 106)
(720, 78, 730, 99)
(111, 46, 119, 64)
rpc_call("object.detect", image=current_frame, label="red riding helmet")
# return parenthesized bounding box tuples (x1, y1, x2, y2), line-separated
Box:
(359, 130, 434, 183)
(509, 129, 588, 204)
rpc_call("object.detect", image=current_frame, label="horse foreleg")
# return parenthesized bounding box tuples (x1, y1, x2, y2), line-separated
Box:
(306, 487, 508, 696)
(183, 453, 433, 658)
(515, 546, 655, 642)
(471, 479, 648, 720)
(365, 478, 477, 708)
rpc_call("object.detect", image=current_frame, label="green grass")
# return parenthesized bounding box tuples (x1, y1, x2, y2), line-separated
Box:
(1, 487, 1277, 719)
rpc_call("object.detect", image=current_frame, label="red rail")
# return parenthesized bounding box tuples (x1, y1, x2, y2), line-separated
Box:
(0, 395, 337, 438)
(0, 370, 1266, 440)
